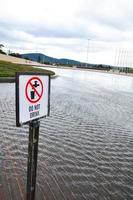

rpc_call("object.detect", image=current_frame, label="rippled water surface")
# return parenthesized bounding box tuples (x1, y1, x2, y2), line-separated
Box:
(0, 69, 133, 200)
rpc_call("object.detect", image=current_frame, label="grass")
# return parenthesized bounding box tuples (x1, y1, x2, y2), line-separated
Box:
(0, 61, 55, 77)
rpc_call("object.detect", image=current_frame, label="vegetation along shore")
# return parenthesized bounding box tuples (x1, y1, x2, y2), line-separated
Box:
(0, 60, 55, 82)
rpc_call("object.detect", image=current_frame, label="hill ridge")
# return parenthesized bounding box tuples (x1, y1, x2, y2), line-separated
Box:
(21, 53, 81, 66)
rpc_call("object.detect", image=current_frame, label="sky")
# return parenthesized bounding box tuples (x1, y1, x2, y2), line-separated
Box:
(0, 0, 133, 66)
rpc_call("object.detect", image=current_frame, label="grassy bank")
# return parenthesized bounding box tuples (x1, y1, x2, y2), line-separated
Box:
(0, 61, 55, 77)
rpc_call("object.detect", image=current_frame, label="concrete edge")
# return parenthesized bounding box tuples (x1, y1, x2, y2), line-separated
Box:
(0, 77, 15, 83)
(0, 75, 58, 83)
(52, 75, 59, 79)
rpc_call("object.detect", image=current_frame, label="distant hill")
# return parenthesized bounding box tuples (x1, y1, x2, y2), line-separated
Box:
(21, 53, 112, 71)
(21, 53, 81, 66)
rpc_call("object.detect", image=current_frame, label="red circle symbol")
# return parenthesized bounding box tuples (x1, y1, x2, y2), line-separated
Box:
(25, 77, 44, 103)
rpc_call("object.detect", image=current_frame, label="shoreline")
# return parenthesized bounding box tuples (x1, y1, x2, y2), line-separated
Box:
(0, 77, 15, 83)
(40, 65, 133, 78)
(1, 67, 133, 83)
(0, 75, 58, 83)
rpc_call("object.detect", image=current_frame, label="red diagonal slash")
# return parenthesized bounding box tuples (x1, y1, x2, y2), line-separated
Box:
(29, 81, 41, 98)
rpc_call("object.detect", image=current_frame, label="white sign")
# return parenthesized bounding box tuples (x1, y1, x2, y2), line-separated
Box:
(16, 73, 50, 126)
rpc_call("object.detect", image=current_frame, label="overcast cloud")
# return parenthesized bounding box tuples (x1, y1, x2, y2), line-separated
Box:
(0, 0, 133, 65)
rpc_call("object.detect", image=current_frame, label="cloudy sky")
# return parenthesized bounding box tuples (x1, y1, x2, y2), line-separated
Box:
(0, 0, 133, 65)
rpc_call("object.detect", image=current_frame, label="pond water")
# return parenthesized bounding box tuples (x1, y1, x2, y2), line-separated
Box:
(0, 68, 133, 199)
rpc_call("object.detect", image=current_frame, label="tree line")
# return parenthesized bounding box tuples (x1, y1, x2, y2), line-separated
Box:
(0, 44, 22, 58)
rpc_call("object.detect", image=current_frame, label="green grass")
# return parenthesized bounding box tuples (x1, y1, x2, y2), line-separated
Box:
(0, 61, 55, 77)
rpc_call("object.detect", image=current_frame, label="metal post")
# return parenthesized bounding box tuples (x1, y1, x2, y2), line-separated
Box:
(86, 39, 90, 68)
(27, 120, 40, 200)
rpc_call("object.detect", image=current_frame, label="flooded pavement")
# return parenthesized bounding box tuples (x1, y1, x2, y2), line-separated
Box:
(0, 69, 133, 200)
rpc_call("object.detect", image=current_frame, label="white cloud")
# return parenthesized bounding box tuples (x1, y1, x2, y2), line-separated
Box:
(0, 0, 133, 65)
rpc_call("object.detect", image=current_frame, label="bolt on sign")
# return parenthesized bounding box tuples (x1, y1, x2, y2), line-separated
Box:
(16, 72, 50, 127)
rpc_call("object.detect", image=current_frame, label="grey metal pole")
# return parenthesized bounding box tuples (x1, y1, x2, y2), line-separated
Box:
(86, 39, 90, 68)
(27, 120, 40, 200)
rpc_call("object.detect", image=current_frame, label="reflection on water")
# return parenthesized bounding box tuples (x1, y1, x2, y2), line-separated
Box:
(46, 67, 133, 92)
(0, 69, 133, 199)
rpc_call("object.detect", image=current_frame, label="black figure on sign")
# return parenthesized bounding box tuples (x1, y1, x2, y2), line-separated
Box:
(30, 81, 40, 99)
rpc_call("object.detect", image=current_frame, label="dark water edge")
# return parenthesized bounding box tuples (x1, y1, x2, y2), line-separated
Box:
(0, 70, 133, 200)
(0, 77, 15, 83)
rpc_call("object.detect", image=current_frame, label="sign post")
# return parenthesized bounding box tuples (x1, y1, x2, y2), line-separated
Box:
(15, 72, 51, 200)
(27, 120, 40, 200)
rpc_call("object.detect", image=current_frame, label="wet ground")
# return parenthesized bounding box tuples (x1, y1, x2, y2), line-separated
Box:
(0, 68, 133, 200)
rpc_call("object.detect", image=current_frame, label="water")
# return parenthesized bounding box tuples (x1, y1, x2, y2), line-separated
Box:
(0, 69, 133, 199)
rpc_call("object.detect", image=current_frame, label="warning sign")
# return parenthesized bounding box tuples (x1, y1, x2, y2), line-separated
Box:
(16, 73, 50, 127)
(25, 77, 43, 103)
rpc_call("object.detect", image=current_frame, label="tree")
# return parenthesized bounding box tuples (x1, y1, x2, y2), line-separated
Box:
(37, 55, 41, 63)
(0, 44, 6, 54)
(0, 44, 4, 49)
(9, 52, 22, 58)
(25, 57, 31, 61)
